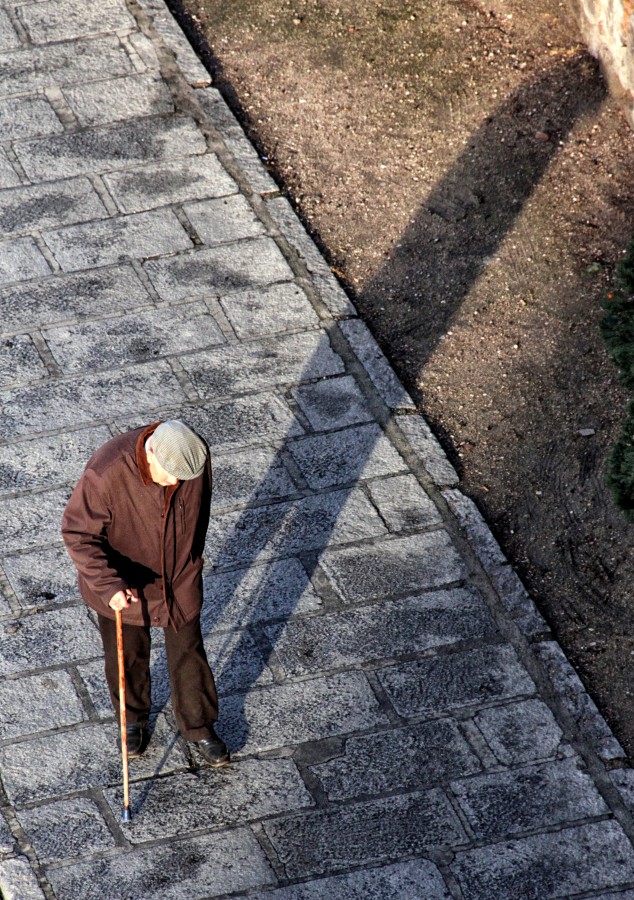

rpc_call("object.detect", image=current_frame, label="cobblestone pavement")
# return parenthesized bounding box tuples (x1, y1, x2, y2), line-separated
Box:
(1, 2, 634, 898)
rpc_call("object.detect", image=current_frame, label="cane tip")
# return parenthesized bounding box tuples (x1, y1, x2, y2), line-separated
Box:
(121, 807, 131, 823)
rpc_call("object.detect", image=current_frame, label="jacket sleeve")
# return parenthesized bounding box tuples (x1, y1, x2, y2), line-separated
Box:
(61, 467, 127, 603)
(192, 453, 212, 560)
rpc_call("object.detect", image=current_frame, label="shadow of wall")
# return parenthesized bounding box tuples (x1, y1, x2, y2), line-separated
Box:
(357, 55, 606, 377)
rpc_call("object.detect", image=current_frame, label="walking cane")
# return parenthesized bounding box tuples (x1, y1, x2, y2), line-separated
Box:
(115, 607, 131, 823)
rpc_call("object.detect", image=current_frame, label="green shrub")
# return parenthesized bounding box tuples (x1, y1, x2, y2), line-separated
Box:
(601, 238, 634, 520)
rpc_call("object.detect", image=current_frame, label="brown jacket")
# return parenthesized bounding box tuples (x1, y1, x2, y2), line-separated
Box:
(61, 423, 212, 630)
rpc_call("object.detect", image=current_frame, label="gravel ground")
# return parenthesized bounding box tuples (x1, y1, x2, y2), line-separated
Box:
(169, 0, 634, 755)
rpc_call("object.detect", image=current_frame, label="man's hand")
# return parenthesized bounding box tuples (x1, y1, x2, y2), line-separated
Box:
(109, 589, 138, 611)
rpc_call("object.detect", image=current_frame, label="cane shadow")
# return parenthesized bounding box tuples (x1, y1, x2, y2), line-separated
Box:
(144, 55, 605, 765)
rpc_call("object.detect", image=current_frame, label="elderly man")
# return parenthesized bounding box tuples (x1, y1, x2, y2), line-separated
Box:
(62, 419, 229, 766)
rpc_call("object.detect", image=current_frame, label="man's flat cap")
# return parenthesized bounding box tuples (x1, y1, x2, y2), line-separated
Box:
(152, 420, 207, 480)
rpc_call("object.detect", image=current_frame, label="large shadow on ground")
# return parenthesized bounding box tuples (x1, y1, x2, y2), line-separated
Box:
(143, 56, 607, 785)
(356, 55, 605, 374)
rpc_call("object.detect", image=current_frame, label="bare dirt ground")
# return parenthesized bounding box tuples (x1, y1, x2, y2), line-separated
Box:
(169, 0, 634, 754)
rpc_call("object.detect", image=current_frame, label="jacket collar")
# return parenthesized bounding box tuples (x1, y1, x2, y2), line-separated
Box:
(136, 422, 162, 487)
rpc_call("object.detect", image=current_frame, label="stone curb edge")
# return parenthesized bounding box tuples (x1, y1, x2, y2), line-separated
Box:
(442, 488, 626, 765)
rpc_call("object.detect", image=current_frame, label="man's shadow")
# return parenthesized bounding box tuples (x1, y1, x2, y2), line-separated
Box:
(146, 54, 605, 762)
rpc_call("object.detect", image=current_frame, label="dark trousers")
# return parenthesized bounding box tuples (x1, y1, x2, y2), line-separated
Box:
(98, 614, 218, 742)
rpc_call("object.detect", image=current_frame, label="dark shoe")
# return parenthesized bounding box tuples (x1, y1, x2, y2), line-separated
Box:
(196, 728, 230, 767)
(117, 724, 146, 758)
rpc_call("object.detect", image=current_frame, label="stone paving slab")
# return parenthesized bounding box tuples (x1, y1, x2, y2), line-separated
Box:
(144, 238, 294, 301)
(62, 74, 174, 128)
(210, 445, 298, 509)
(221, 672, 390, 755)
(17, 797, 115, 865)
(0, 606, 100, 677)
(0, 237, 51, 285)
(377, 645, 537, 717)
(106, 758, 313, 841)
(46, 829, 277, 900)
(201, 558, 322, 633)
(291, 374, 374, 430)
(287, 423, 407, 489)
(367, 473, 443, 530)
(115, 392, 305, 453)
(183, 194, 266, 245)
(44, 301, 225, 372)
(17, 0, 136, 44)
(472, 697, 566, 765)
(0, 177, 107, 237)
(0, 95, 64, 141)
(451, 757, 608, 840)
(0, 426, 111, 493)
(0, 857, 46, 900)
(263, 791, 465, 879)
(0, 488, 70, 554)
(2, 545, 81, 609)
(182, 330, 343, 399)
(204, 488, 387, 567)
(319, 531, 466, 604)
(14, 117, 207, 182)
(0, 38, 136, 99)
(0, 334, 48, 388)
(0, 717, 187, 804)
(219, 282, 320, 338)
(0, 670, 86, 741)
(103, 153, 238, 214)
(268, 589, 496, 677)
(43, 208, 193, 272)
(254, 860, 453, 900)
(310, 719, 482, 800)
(451, 821, 634, 899)
(0, 266, 152, 334)
(0, 360, 187, 438)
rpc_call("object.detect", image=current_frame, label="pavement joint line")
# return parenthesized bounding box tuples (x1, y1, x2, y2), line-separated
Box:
(29, 230, 59, 273)
(171, 203, 203, 245)
(0, 482, 75, 501)
(66, 665, 101, 723)
(249, 821, 287, 883)
(0, 146, 28, 184)
(166, 355, 204, 402)
(3, 4, 28, 45)
(120, 32, 152, 75)
(0, 570, 20, 616)
(42, 85, 79, 132)
(87, 173, 120, 216)
(29, 330, 63, 378)
(202, 295, 240, 343)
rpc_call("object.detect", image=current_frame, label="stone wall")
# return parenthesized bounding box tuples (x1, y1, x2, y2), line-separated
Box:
(577, 0, 634, 124)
